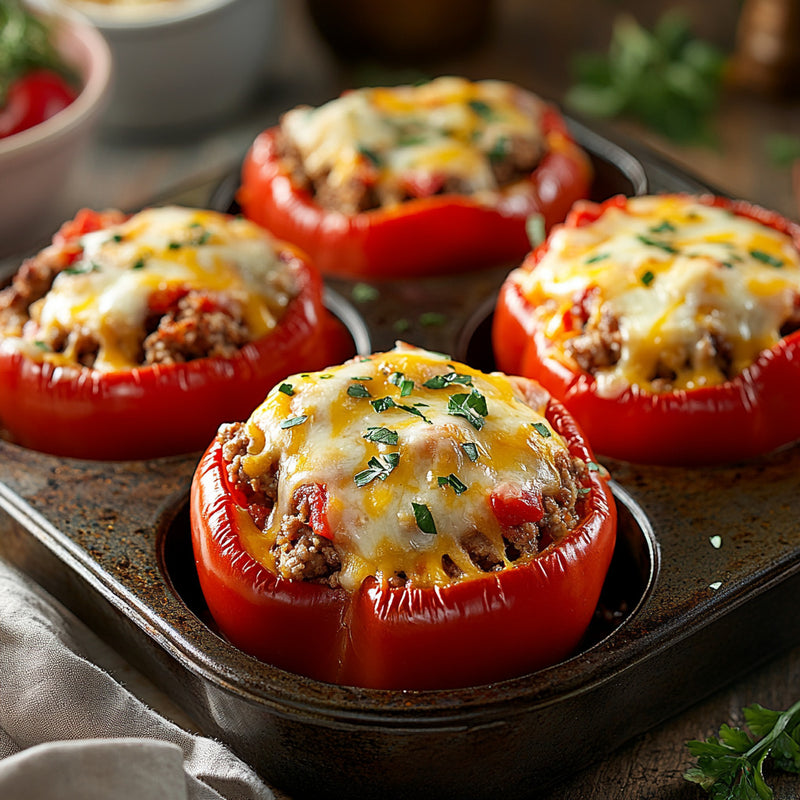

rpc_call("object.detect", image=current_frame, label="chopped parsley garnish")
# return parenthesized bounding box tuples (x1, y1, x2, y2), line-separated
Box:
(587, 460, 603, 472)
(585, 252, 610, 264)
(423, 371, 473, 390)
(33, 340, 50, 351)
(419, 311, 446, 327)
(412, 502, 437, 534)
(352, 282, 380, 303)
(350, 376, 373, 381)
(636, 234, 678, 254)
(526, 213, 546, 248)
(132, 258, 146, 270)
(64, 261, 100, 275)
(749, 249, 784, 267)
(371, 396, 395, 413)
(354, 452, 400, 487)
(278, 383, 294, 396)
(363, 426, 399, 445)
(488, 135, 509, 163)
(168, 241, 182, 250)
(370, 396, 431, 422)
(532, 421, 551, 437)
(461, 442, 480, 462)
(357, 144, 383, 167)
(389, 372, 414, 397)
(347, 383, 372, 398)
(280, 414, 308, 429)
(448, 390, 488, 430)
(641, 269, 655, 286)
(650, 219, 676, 233)
(111, 233, 124, 243)
(468, 98, 494, 119)
(437, 473, 468, 495)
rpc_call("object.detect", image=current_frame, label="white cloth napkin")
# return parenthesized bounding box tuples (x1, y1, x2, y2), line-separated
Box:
(0, 559, 276, 800)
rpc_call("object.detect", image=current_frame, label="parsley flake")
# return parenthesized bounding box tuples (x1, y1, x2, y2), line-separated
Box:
(641, 269, 655, 286)
(448, 390, 488, 430)
(423, 372, 473, 389)
(363, 426, 399, 445)
(468, 98, 494, 119)
(278, 383, 294, 396)
(352, 283, 380, 303)
(412, 502, 437, 534)
(357, 144, 382, 167)
(437, 474, 468, 495)
(370, 396, 431, 422)
(389, 372, 414, 397)
(419, 311, 446, 328)
(280, 415, 308, 429)
(526, 213, 546, 248)
(532, 421, 552, 437)
(354, 452, 400, 487)
(636, 234, 678, 254)
(649, 220, 676, 234)
(585, 252, 610, 264)
(750, 249, 784, 267)
(461, 442, 479, 462)
(347, 383, 372, 398)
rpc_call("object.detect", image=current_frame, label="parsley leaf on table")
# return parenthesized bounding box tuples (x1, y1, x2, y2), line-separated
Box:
(565, 11, 726, 145)
(684, 700, 800, 799)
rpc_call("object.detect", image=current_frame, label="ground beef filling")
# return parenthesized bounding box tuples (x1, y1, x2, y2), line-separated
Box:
(0, 252, 255, 368)
(562, 290, 800, 392)
(219, 422, 589, 589)
(274, 128, 543, 216)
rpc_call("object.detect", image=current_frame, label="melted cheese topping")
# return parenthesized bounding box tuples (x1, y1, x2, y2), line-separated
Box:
(10, 207, 296, 372)
(513, 195, 800, 395)
(236, 345, 578, 591)
(281, 76, 545, 206)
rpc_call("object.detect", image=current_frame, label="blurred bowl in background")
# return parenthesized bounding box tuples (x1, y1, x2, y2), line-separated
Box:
(63, 0, 278, 134)
(0, 7, 111, 259)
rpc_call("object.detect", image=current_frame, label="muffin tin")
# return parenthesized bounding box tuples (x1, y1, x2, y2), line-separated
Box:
(2, 119, 799, 800)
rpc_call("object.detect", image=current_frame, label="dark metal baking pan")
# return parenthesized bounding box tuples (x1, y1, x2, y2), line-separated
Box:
(2, 123, 798, 800)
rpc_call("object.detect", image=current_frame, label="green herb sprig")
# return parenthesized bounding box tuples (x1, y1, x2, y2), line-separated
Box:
(684, 700, 800, 799)
(566, 11, 725, 146)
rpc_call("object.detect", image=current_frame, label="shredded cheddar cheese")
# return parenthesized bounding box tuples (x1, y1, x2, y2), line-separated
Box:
(513, 195, 800, 396)
(235, 345, 583, 591)
(4, 207, 296, 372)
(280, 76, 545, 208)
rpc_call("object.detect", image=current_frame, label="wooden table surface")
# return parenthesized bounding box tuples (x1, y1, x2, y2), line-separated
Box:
(5, 1, 800, 798)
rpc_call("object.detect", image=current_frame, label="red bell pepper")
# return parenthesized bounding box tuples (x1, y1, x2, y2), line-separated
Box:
(237, 106, 592, 280)
(189, 377, 616, 690)
(0, 210, 346, 461)
(493, 194, 800, 465)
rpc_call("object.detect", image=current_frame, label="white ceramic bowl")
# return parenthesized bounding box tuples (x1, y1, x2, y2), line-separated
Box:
(65, 0, 278, 133)
(0, 9, 111, 259)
